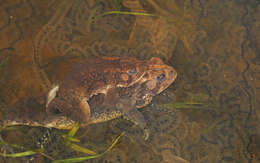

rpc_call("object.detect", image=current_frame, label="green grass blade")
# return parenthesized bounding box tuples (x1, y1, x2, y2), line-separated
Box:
(102, 132, 125, 155)
(159, 102, 204, 109)
(63, 123, 80, 145)
(62, 135, 80, 143)
(68, 123, 80, 137)
(0, 126, 20, 131)
(95, 11, 161, 20)
(0, 149, 43, 158)
(69, 143, 97, 155)
(53, 132, 125, 163)
(52, 155, 102, 163)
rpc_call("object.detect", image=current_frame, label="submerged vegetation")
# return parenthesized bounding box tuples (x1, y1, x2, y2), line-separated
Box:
(95, 11, 160, 20)
(0, 124, 124, 162)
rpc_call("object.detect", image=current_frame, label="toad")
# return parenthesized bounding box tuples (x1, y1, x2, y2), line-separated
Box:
(46, 57, 177, 138)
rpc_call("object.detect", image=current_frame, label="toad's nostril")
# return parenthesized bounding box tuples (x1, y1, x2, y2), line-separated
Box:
(170, 69, 177, 77)
(170, 70, 175, 74)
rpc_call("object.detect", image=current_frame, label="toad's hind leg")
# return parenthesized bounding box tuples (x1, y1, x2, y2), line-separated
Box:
(46, 97, 90, 123)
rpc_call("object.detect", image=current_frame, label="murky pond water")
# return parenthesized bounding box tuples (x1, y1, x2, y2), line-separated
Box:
(0, 0, 259, 162)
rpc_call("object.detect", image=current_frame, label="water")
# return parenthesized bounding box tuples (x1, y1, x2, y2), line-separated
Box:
(0, 0, 259, 162)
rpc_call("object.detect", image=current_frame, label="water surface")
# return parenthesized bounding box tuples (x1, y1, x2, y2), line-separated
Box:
(0, 0, 259, 162)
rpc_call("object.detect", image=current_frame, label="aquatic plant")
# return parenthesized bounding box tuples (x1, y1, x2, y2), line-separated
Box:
(0, 124, 124, 162)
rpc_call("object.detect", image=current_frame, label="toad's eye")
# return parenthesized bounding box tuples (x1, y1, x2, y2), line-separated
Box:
(156, 74, 166, 83)
(127, 68, 137, 75)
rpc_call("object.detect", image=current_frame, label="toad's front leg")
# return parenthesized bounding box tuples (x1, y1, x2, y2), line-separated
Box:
(116, 98, 149, 140)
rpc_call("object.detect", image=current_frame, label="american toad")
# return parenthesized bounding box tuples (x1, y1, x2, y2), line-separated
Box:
(46, 57, 177, 138)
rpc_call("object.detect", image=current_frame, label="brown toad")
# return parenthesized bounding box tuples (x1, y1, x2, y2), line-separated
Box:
(46, 57, 146, 121)
(46, 57, 177, 137)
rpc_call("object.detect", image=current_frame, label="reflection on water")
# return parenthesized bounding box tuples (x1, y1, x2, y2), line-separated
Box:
(0, 0, 259, 162)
